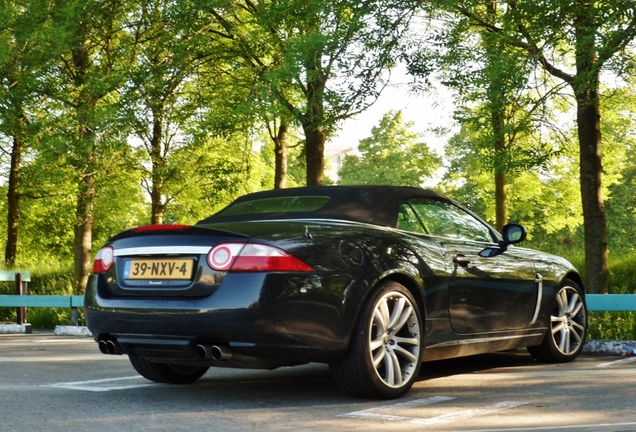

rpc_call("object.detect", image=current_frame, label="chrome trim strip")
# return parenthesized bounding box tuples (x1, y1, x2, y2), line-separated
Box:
(530, 273, 543, 325)
(114, 246, 211, 257)
(426, 332, 545, 349)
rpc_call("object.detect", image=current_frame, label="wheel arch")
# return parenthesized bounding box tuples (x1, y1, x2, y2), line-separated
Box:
(378, 272, 427, 321)
(564, 271, 585, 293)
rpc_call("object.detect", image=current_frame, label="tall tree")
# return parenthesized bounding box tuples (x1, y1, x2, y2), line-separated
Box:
(45, 0, 131, 293)
(122, 0, 217, 224)
(0, 0, 52, 267)
(202, 0, 419, 186)
(414, 0, 636, 292)
(453, 0, 636, 293)
(408, 2, 562, 232)
(338, 110, 441, 186)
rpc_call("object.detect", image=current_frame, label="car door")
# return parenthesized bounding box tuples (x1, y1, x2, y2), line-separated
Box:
(406, 198, 538, 334)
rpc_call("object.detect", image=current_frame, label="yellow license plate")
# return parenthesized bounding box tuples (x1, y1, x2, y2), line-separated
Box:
(124, 258, 194, 280)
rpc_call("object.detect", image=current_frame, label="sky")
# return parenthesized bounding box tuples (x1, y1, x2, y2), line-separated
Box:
(327, 66, 456, 158)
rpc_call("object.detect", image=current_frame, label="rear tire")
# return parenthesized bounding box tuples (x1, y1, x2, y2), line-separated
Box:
(527, 279, 587, 363)
(331, 281, 423, 399)
(129, 356, 209, 384)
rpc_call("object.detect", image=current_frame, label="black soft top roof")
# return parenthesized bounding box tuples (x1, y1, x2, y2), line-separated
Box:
(198, 185, 450, 227)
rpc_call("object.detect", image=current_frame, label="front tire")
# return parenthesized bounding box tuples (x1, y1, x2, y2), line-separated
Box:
(129, 356, 209, 384)
(331, 281, 423, 399)
(528, 279, 587, 362)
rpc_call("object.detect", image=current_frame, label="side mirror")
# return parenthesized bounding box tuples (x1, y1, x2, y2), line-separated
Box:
(502, 224, 527, 245)
(478, 224, 527, 258)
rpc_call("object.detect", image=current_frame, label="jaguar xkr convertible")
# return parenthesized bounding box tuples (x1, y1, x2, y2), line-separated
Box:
(85, 185, 587, 399)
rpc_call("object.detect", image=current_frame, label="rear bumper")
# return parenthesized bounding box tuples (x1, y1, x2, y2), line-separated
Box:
(84, 273, 358, 366)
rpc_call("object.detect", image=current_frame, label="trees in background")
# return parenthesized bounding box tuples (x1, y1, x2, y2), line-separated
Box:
(338, 110, 441, 186)
(202, 0, 421, 185)
(0, 0, 634, 297)
(409, 0, 636, 293)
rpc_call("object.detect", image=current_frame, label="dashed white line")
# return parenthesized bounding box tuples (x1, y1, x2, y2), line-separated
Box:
(413, 401, 528, 426)
(341, 396, 528, 425)
(342, 396, 454, 421)
(595, 356, 636, 368)
(43, 376, 156, 392)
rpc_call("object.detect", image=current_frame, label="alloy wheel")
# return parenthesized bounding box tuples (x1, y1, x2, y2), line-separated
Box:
(368, 291, 421, 388)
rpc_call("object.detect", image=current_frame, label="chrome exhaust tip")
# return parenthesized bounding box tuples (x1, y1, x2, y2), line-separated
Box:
(195, 344, 232, 361)
(98, 339, 123, 355)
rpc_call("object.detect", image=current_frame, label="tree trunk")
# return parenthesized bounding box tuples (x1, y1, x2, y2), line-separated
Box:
(574, 85, 607, 293)
(485, 1, 508, 232)
(494, 170, 508, 232)
(491, 96, 508, 232)
(573, 6, 608, 293)
(5, 135, 23, 268)
(273, 122, 289, 189)
(74, 165, 95, 295)
(150, 108, 166, 224)
(304, 125, 326, 186)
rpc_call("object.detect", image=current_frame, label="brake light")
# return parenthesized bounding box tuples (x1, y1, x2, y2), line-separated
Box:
(93, 246, 114, 273)
(207, 243, 314, 272)
(132, 224, 190, 232)
(207, 243, 246, 271)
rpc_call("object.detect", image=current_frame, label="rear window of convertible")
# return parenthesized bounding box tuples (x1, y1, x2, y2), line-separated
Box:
(218, 196, 330, 216)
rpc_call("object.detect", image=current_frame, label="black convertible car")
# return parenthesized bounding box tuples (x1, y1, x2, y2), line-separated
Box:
(85, 185, 587, 399)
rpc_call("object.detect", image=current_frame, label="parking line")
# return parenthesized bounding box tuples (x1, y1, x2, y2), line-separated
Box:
(596, 356, 636, 368)
(43, 376, 156, 392)
(412, 401, 528, 426)
(342, 396, 454, 421)
(341, 397, 527, 425)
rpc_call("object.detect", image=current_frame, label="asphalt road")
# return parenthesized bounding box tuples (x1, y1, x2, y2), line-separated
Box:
(1, 332, 635, 432)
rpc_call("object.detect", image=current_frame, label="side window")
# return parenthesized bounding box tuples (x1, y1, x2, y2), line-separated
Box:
(396, 202, 427, 234)
(408, 199, 494, 243)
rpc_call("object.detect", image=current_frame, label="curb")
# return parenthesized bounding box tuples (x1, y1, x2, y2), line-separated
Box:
(583, 340, 636, 356)
(0, 323, 32, 334)
(0, 324, 89, 336)
(54, 325, 92, 337)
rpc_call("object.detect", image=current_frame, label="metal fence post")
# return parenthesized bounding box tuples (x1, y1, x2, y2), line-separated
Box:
(15, 272, 27, 325)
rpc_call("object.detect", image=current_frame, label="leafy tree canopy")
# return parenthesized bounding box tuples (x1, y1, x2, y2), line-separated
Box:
(338, 110, 441, 186)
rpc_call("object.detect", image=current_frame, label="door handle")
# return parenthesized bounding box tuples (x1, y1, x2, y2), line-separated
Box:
(453, 254, 471, 267)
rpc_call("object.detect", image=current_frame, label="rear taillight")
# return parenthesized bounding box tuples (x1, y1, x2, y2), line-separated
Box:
(207, 243, 314, 272)
(93, 246, 114, 274)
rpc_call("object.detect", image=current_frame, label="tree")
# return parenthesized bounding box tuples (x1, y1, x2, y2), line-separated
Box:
(408, 3, 563, 232)
(416, 0, 636, 292)
(440, 122, 584, 251)
(338, 110, 441, 186)
(0, 0, 53, 267)
(121, 0, 221, 224)
(202, 0, 420, 186)
(44, 0, 132, 293)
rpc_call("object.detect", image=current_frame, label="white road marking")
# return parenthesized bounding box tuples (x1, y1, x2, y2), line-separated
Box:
(449, 421, 636, 432)
(0, 354, 125, 362)
(342, 396, 454, 421)
(595, 356, 636, 368)
(413, 401, 528, 426)
(43, 376, 156, 392)
(341, 397, 527, 425)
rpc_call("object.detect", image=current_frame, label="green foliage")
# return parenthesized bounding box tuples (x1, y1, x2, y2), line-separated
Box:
(588, 254, 636, 340)
(0, 264, 76, 328)
(338, 110, 442, 186)
(165, 134, 271, 223)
